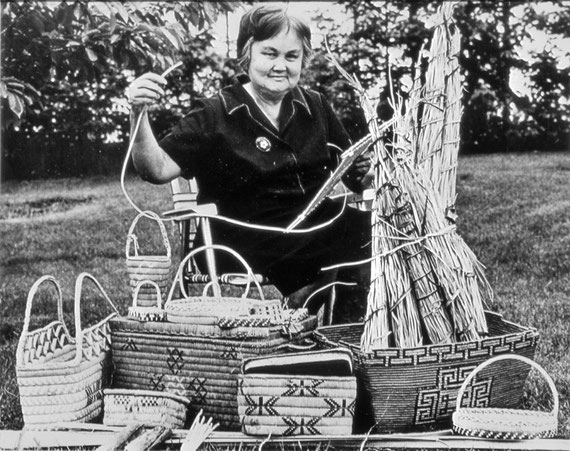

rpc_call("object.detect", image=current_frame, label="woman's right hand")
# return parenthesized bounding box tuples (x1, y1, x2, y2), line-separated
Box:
(127, 72, 167, 108)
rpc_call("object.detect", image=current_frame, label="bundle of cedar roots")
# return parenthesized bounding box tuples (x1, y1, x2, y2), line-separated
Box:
(331, 2, 490, 352)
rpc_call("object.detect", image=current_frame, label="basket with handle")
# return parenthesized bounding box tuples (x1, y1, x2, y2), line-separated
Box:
(110, 244, 317, 430)
(314, 312, 539, 433)
(452, 354, 558, 439)
(103, 388, 190, 428)
(128, 280, 166, 322)
(16, 273, 119, 427)
(126, 210, 172, 307)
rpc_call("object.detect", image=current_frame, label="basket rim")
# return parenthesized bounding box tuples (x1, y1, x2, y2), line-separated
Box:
(314, 311, 538, 356)
(103, 388, 190, 405)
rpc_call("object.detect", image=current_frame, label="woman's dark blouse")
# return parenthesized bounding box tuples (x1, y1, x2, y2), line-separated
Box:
(159, 78, 363, 227)
(158, 78, 370, 294)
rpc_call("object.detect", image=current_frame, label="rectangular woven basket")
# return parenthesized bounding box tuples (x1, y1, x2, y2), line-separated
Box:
(239, 375, 357, 436)
(109, 315, 317, 430)
(103, 388, 189, 428)
(313, 311, 539, 433)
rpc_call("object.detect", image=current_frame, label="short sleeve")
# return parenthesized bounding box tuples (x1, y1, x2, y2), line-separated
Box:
(158, 99, 216, 179)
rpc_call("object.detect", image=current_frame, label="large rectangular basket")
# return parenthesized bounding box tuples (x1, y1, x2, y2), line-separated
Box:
(313, 311, 539, 433)
(110, 315, 317, 430)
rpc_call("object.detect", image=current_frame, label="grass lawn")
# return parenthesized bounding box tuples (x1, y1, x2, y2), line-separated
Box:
(1, 152, 569, 437)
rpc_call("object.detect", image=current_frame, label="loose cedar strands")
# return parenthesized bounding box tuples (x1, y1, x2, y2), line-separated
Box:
(325, 45, 424, 351)
(415, 2, 461, 217)
(327, 2, 490, 348)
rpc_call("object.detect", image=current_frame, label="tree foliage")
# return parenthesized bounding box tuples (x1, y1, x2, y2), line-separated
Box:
(1, 1, 241, 178)
(305, 0, 569, 152)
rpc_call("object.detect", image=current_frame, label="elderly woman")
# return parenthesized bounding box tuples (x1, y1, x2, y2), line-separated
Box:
(127, 4, 371, 320)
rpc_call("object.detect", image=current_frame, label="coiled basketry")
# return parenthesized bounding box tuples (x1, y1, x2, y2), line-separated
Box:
(103, 388, 189, 428)
(128, 280, 166, 322)
(126, 210, 172, 307)
(452, 354, 558, 439)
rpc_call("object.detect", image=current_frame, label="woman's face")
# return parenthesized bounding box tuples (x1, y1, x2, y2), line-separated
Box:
(248, 29, 303, 100)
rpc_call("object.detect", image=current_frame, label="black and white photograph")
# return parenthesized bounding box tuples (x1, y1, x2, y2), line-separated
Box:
(1, 1, 569, 449)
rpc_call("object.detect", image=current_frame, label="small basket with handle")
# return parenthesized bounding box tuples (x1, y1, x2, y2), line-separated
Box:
(128, 280, 166, 322)
(452, 354, 558, 440)
(16, 273, 119, 427)
(126, 210, 172, 308)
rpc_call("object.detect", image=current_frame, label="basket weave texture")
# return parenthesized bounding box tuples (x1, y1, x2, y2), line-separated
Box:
(452, 354, 558, 439)
(16, 273, 118, 427)
(314, 312, 539, 433)
(126, 210, 172, 307)
(127, 280, 166, 322)
(238, 374, 356, 436)
(103, 388, 189, 428)
(111, 244, 317, 430)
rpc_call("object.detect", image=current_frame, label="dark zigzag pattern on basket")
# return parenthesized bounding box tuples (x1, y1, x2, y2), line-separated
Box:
(354, 330, 537, 366)
(26, 323, 72, 363)
(452, 425, 557, 440)
(221, 346, 239, 360)
(283, 417, 321, 435)
(121, 337, 138, 352)
(243, 394, 279, 415)
(323, 398, 355, 417)
(167, 347, 184, 374)
(415, 364, 492, 425)
(162, 375, 208, 404)
(282, 379, 324, 397)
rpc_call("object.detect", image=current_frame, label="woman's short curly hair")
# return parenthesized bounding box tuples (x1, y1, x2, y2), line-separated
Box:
(236, 4, 313, 72)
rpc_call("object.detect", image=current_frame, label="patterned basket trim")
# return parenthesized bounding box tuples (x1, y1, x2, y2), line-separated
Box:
(165, 244, 266, 306)
(452, 354, 558, 439)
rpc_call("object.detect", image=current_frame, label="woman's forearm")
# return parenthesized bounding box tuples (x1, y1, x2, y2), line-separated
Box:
(129, 108, 181, 184)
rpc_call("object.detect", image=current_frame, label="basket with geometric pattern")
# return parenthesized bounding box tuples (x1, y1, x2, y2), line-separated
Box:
(128, 280, 166, 322)
(103, 388, 189, 428)
(238, 349, 357, 436)
(314, 311, 539, 433)
(126, 210, 172, 308)
(16, 273, 118, 427)
(452, 354, 558, 440)
(110, 245, 318, 430)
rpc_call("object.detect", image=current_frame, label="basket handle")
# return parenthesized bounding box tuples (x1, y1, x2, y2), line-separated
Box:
(132, 280, 163, 309)
(455, 354, 559, 417)
(73, 272, 120, 362)
(16, 275, 71, 366)
(125, 210, 172, 259)
(166, 244, 265, 304)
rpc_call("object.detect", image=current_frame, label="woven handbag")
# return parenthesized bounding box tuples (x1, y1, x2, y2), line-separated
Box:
(16, 273, 118, 427)
(452, 354, 558, 439)
(238, 349, 357, 436)
(103, 388, 189, 428)
(110, 244, 318, 430)
(314, 311, 539, 433)
(128, 280, 166, 322)
(126, 210, 172, 308)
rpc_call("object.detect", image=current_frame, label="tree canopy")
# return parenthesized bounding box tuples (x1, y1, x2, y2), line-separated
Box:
(1, 1, 568, 180)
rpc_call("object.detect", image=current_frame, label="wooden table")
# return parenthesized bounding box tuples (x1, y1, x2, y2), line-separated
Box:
(1, 424, 569, 451)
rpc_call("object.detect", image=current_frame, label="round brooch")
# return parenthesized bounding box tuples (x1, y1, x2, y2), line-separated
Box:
(255, 136, 271, 152)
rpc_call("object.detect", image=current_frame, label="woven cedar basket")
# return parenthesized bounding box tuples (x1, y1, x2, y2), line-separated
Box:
(128, 280, 166, 322)
(452, 354, 558, 439)
(314, 311, 539, 433)
(238, 350, 357, 436)
(126, 210, 172, 307)
(110, 244, 317, 430)
(16, 273, 118, 427)
(103, 388, 190, 428)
